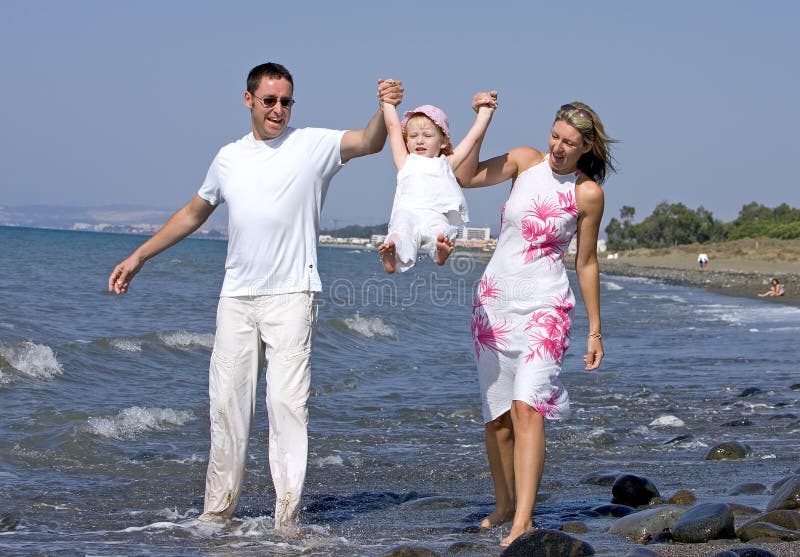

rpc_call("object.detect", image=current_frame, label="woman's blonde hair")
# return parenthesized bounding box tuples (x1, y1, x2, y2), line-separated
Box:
(555, 102, 617, 184)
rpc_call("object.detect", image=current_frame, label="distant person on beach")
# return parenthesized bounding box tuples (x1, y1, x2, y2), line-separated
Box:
(107, 62, 403, 533)
(378, 91, 498, 273)
(758, 277, 785, 297)
(457, 99, 616, 547)
(697, 253, 709, 270)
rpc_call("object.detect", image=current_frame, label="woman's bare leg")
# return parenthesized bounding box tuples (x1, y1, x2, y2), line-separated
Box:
(501, 400, 545, 546)
(480, 411, 516, 528)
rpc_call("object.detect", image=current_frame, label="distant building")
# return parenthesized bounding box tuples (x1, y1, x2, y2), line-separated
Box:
(567, 237, 607, 254)
(458, 227, 491, 242)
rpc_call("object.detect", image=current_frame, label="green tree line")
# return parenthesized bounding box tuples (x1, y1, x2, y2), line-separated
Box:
(605, 202, 800, 250)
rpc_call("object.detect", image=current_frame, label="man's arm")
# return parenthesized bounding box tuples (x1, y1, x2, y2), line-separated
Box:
(340, 79, 403, 163)
(108, 194, 216, 294)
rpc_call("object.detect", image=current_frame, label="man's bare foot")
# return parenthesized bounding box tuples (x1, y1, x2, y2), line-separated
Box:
(379, 241, 396, 274)
(434, 234, 454, 265)
(500, 522, 534, 547)
(478, 509, 513, 530)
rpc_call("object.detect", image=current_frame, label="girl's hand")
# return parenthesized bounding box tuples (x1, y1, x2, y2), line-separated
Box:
(378, 79, 403, 106)
(472, 90, 498, 112)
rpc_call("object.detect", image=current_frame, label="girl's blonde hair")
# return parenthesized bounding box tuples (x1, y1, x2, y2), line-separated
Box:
(403, 114, 453, 156)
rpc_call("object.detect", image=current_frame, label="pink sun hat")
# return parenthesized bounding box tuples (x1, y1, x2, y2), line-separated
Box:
(400, 104, 450, 138)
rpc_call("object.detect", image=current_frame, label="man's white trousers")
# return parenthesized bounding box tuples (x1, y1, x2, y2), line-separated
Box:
(200, 292, 316, 531)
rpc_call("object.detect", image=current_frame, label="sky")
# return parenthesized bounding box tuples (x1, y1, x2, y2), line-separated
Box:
(2, 1, 798, 234)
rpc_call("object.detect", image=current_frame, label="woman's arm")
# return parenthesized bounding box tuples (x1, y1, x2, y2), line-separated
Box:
(574, 178, 605, 371)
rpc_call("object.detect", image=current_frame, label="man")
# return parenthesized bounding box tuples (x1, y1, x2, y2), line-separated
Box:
(108, 63, 402, 532)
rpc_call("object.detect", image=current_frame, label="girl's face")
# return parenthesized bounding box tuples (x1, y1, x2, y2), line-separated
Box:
(548, 120, 592, 174)
(405, 117, 447, 158)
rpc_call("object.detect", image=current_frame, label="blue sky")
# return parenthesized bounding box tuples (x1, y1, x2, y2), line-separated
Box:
(2, 1, 797, 233)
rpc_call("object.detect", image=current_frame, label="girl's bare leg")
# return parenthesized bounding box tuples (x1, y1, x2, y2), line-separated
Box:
(379, 241, 396, 274)
(434, 234, 454, 265)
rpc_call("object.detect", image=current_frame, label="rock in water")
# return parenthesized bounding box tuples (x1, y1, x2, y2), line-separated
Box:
(0, 513, 19, 532)
(611, 474, 660, 507)
(737, 509, 800, 533)
(672, 502, 735, 543)
(737, 521, 800, 541)
(607, 506, 685, 543)
(766, 475, 800, 511)
(704, 441, 750, 460)
(500, 529, 594, 556)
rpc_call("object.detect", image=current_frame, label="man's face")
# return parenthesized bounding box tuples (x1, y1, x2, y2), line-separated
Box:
(244, 76, 293, 140)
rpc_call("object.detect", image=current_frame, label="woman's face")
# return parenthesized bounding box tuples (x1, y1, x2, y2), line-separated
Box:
(548, 120, 592, 174)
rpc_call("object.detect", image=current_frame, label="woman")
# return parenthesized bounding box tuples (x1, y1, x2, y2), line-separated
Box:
(457, 99, 616, 546)
(758, 277, 785, 297)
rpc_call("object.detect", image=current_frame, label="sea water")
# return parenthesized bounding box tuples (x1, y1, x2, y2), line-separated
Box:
(0, 226, 798, 556)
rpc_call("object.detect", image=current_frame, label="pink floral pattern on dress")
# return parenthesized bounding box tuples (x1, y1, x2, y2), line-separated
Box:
(519, 194, 577, 266)
(531, 386, 567, 419)
(524, 308, 571, 364)
(471, 308, 512, 360)
(475, 274, 501, 306)
(557, 190, 578, 218)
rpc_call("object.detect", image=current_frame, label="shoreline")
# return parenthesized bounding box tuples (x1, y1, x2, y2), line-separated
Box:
(598, 259, 800, 308)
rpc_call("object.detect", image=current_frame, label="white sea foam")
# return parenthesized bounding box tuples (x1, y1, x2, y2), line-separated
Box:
(602, 281, 624, 291)
(87, 406, 196, 440)
(0, 341, 63, 379)
(649, 415, 686, 427)
(110, 338, 143, 352)
(0, 322, 14, 329)
(312, 455, 344, 468)
(343, 313, 396, 339)
(159, 331, 214, 350)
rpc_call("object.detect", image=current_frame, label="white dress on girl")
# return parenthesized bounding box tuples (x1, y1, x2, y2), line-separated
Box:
(386, 154, 469, 272)
(471, 156, 578, 423)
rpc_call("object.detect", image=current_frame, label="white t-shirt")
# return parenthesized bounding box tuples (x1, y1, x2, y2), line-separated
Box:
(198, 127, 346, 296)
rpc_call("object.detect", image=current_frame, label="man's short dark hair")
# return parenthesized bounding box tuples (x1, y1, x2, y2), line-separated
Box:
(247, 63, 293, 93)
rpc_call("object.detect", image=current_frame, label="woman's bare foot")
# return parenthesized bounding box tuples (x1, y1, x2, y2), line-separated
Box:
(500, 522, 534, 547)
(478, 509, 514, 530)
(379, 241, 396, 274)
(434, 234, 454, 265)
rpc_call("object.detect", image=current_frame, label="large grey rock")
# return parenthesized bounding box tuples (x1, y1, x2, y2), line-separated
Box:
(766, 475, 800, 511)
(737, 509, 800, 533)
(672, 502, 735, 543)
(704, 441, 750, 460)
(727, 482, 766, 495)
(607, 505, 685, 543)
(737, 521, 800, 541)
(500, 529, 594, 556)
(611, 474, 660, 507)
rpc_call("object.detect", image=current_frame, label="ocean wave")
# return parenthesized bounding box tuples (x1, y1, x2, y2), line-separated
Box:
(602, 281, 624, 291)
(159, 331, 214, 350)
(110, 338, 143, 352)
(649, 415, 686, 427)
(342, 313, 396, 339)
(0, 341, 63, 379)
(86, 406, 196, 440)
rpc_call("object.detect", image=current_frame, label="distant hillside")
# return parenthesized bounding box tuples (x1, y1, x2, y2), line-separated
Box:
(322, 223, 388, 238)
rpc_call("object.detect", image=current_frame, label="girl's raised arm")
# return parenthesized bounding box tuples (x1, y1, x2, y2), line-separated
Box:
(448, 91, 497, 171)
(382, 100, 408, 171)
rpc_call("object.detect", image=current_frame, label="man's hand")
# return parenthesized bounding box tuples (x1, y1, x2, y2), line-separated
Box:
(378, 79, 403, 107)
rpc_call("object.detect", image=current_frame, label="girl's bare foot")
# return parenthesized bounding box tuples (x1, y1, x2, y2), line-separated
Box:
(434, 234, 454, 265)
(478, 509, 513, 530)
(379, 241, 396, 274)
(500, 522, 534, 547)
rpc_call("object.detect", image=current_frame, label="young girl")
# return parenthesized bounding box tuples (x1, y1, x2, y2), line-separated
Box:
(379, 89, 497, 273)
